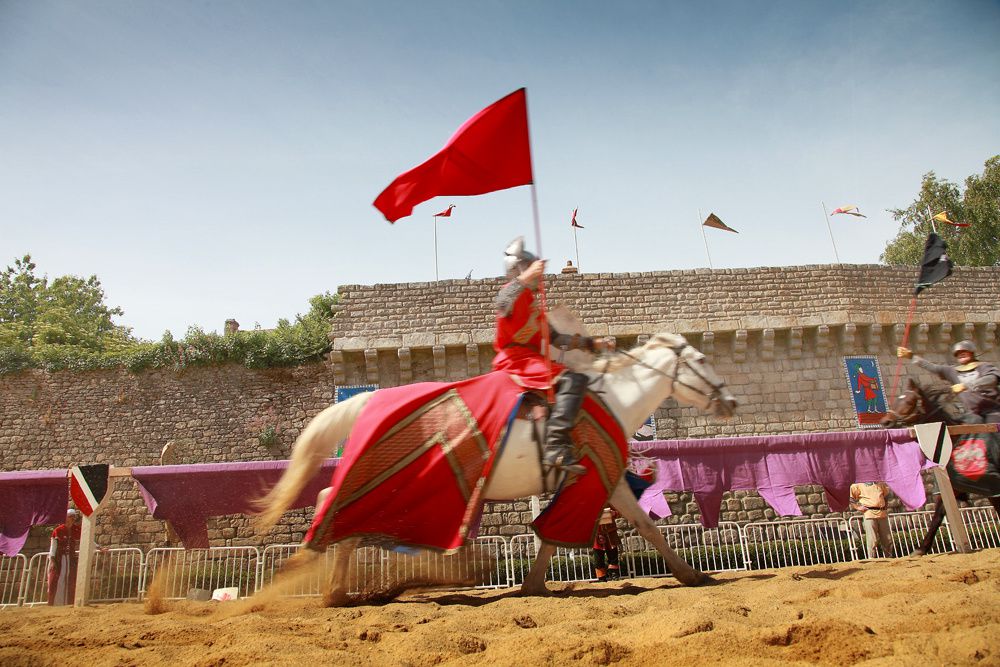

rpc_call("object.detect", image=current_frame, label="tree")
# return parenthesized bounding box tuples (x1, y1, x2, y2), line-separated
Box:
(881, 155, 1000, 266)
(0, 255, 132, 356)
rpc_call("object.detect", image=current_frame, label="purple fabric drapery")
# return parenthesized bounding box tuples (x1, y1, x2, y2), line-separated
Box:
(0, 469, 69, 556)
(131, 460, 338, 548)
(632, 428, 934, 527)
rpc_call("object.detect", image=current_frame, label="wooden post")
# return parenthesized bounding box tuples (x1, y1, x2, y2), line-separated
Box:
(73, 466, 131, 607)
(73, 509, 98, 607)
(930, 467, 972, 554)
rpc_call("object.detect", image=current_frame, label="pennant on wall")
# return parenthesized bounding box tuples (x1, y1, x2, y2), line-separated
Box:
(933, 211, 968, 227)
(70, 464, 109, 517)
(831, 205, 867, 218)
(703, 213, 738, 233)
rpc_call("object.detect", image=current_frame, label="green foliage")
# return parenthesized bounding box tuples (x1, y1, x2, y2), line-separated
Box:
(258, 424, 278, 448)
(0, 255, 131, 357)
(0, 253, 339, 375)
(881, 155, 1000, 266)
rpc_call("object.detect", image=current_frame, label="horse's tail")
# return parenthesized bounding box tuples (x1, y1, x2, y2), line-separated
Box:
(254, 391, 373, 532)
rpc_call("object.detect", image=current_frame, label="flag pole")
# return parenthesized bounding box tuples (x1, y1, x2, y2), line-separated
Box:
(889, 295, 918, 402)
(433, 214, 440, 281)
(573, 222, 580, 270)
(821, 202, 841, 264)
(530, 183, 555, 405)
(926, 205, 938, 235)
(699, 209, 713, 269)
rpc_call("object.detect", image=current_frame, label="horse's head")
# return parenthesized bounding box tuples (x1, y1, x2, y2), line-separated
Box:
(880, 378, 923, 428)
(880, 378, 963, 428)
(638, 333, 738, 418)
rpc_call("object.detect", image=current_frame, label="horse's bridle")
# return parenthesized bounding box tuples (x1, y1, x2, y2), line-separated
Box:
(883, 389, 948, 427)
(613, 342, 730, 406)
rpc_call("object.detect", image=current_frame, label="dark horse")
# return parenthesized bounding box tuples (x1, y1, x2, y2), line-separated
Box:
(881, 378, 1000, 554)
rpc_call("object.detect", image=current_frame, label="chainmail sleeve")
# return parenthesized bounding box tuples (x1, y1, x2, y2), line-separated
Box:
(495, 281, 526, 317)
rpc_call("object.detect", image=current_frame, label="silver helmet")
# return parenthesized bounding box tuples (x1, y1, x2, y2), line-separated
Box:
(953, 340, 977, 357)
(503, 237, 537, 279)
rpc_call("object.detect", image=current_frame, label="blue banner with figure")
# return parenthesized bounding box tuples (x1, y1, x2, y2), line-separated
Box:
(843, 356, 887, 428)
(334, 385, 378, 455)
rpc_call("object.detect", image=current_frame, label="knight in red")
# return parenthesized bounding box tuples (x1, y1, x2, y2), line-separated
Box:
(493, 238, 608, 476)
(47, 508, 81, 606)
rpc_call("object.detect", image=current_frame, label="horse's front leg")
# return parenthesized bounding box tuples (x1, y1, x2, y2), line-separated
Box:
(323, 537, 359, 607)
(913, 496, 946, 556)
(610, 480, 711, 586)
(519, 541, 557, 595)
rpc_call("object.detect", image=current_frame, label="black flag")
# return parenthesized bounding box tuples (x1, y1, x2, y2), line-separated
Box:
(914, 232, 953, 295)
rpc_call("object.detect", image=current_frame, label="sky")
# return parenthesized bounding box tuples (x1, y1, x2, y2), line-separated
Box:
(2, 1, 998, 341)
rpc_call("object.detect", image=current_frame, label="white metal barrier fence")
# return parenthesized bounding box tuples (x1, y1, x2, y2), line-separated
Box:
(143, 547, 260, 601)
(258, 536, 510, 597)
(0, 554, 27, 608)
(90, 548, 145, 603)
(2, 509, 999, 607)
(22, 552, 49, 606)
(742, 518, 856, 569)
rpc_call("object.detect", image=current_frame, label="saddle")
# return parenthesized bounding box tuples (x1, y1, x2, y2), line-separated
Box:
(515, 390, 581, 493)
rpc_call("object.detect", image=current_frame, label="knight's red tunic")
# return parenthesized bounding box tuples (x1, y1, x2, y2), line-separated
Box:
(491, 281, 564, 390)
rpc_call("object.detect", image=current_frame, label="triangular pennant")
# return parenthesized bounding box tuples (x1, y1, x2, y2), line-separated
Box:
(933, 211, 969, 227)
(831, 205, 867, 218)
(702, 213, 738, 233)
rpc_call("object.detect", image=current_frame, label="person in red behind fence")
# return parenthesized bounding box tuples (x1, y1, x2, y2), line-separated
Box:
(850, 481, 895, 558)
(47, 508, 81, 605)
(592, 506, 624, 582)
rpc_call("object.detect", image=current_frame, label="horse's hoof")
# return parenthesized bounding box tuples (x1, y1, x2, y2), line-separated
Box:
(909, 549, 927, 557)
(518, 584, 552, 597)
(322, 590, 350, 607)
(694, 572, 717, 586)
(677, 571, 715, 587)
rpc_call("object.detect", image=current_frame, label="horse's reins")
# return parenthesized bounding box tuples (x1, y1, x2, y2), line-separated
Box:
(612, 343, 730, 406)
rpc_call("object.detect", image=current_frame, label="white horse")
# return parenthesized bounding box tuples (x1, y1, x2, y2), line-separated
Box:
(257, 332, 737, 601)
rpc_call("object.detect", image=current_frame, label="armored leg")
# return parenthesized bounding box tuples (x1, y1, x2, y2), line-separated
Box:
(543, 371, 588, 476)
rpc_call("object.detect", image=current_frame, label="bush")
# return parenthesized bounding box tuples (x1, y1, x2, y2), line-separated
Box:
(0, 292, 338, 375)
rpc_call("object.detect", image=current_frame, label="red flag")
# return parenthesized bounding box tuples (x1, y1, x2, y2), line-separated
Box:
(570, 208, 583, 228)
(434, 205, 455, 218)
(373, 89, 533, 223)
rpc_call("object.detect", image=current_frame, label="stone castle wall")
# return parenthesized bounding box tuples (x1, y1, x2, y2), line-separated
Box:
(3, 263, 999, 552)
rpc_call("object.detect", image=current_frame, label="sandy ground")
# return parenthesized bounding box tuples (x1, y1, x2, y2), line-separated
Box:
(1, 549, 998, 667)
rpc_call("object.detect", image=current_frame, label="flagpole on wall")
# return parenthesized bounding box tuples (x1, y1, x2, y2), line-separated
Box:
(820, 202, 841, 264)
(926, 205, 938, 235)
(699, 209, 713, 269)
(433, 214, 440, 281)
(572, 221, 580, 270)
